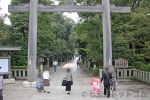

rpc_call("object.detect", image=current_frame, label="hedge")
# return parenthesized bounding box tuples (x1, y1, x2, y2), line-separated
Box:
(11, 66, 27, 69)
(11, 66, 40, 70)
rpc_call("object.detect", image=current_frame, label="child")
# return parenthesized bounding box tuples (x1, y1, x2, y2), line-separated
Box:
(90, 74, 101, 96)
(36, 74, 43, 93)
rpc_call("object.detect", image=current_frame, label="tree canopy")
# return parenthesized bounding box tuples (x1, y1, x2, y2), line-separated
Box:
(0, 0, 75, 66)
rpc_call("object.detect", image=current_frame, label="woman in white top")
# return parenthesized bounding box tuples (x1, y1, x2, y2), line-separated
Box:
(43, 69, 51, 93)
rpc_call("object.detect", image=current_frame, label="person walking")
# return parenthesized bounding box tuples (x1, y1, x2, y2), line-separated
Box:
(64, 68, 73, 94)
(111, 67, 117, 91)
(101, 67, 112, 98)
(43, 68, 51, 93)
(53, 60, 58, 72)
(76, 60, 79, 67)
(0, 73, 3, 100)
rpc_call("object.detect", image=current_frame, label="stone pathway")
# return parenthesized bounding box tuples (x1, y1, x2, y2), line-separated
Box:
(3, 58, 150, 100)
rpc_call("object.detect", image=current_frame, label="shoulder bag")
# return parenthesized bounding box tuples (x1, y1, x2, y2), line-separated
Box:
(106, 73, 113, 85)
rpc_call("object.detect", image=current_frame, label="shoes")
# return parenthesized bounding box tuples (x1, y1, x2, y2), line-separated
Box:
(44, 91, 46, 93)
(67, 93, 70, 94)
(47, 92, 50, 93)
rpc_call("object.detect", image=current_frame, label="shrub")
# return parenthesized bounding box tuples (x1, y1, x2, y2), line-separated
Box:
(134, 61, 145, 69)
(11, 66, 27, 69)
(89, 67, 92, 71)
(139, 65, 150, 72)
(91, 68, 99, 76)
(11, 66, 40, 70)
(127, 66, 135, 69)
(99, 66, 103, 69)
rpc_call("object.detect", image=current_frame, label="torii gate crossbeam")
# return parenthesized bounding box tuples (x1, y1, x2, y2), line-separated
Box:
(9, 4, 130, 13)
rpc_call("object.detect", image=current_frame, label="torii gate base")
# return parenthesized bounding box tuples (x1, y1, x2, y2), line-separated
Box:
(8, 0, 131, 88)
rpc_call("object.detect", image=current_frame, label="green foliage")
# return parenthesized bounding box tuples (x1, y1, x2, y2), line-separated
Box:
(1, 0, 75, 66)
(75, 19, 103, 65)
(11, 66, 27, 69)
(127, 66, 135, 69)
(112, 47, 134, 65)
(91, 68, 99, 76)
(139, 65, 150, 72)
(134, 61, 145, 69)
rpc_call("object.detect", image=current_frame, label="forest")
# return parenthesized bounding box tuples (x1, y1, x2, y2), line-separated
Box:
(0, 0, 150, 71)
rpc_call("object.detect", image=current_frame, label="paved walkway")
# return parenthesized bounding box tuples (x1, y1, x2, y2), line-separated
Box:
(3, 58, 150, 100)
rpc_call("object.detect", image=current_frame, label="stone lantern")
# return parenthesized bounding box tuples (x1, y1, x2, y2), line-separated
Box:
(38, 54, 46, 74)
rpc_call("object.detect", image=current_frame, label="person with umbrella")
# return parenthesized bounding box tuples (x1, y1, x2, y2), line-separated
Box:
(64, 68, 73, 94)
(0, 67, 3, 100)
(62, 63, 75, 94)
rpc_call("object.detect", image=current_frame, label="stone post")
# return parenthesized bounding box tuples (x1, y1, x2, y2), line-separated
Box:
(99, 69, 103, 78)
(40, 62, 43, 75)
(47, 57, 50, 67)
(149, 73, 150, 81)
(123, 68, 126, 78)
(8, 52, 11, 79)
(27, 0, 38, 82)
(117, 67, 119, 78)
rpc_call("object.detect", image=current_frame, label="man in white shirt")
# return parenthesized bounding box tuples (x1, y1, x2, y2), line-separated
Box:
(0, 67, 3, 100)
(53, 60, 58, 72)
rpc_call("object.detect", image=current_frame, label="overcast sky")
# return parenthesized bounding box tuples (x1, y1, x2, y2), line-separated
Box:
(0, 0, 79, 25)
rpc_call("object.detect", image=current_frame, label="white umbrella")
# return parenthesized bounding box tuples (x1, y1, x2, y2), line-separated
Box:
(62, 63, 77, 68)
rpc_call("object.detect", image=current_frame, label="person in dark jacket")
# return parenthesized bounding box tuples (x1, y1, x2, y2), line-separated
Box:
(101, 67, 112, 98)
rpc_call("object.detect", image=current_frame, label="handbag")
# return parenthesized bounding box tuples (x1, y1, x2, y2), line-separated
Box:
(62, 79, 67, 86)
(106, 73, 113, 85)
(71, 81, 73, 85)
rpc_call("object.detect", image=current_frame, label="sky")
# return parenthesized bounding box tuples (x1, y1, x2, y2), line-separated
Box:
(0, 0, 79, 25)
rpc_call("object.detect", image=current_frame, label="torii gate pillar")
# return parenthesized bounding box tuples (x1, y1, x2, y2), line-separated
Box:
(102, 0, 112, 68)
(28, 0, 38, 82)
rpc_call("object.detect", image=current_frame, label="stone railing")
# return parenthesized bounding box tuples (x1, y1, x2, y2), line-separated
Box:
(116, 69, 134, 79)
(11, 69, 27, 79)
(11, 69, 38, 80)
(134, 69, 150, 84)
(99, 68, 150, 84)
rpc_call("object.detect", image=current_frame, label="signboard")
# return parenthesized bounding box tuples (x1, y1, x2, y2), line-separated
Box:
(0, 58, 9, 73)
(114, 58, 128, 68)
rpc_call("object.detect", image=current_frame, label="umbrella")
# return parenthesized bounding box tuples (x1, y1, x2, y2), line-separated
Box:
(62, 63, 77, 68)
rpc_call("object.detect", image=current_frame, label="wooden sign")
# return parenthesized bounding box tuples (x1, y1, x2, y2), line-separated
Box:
(114, 58, 128, 68)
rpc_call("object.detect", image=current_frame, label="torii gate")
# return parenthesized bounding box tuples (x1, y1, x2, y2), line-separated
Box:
(8, 0, 131, 83)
